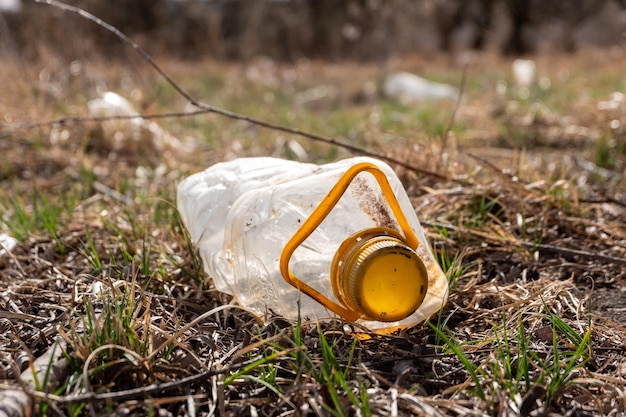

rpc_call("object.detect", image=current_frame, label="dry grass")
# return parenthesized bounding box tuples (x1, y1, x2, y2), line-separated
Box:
(1, 42, 626, 417)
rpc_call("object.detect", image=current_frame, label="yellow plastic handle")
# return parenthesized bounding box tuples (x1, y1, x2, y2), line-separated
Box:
(279, 161, 420, 321)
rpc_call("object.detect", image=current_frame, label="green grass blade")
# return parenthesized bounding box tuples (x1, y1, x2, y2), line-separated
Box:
(427, 321, 485, 401)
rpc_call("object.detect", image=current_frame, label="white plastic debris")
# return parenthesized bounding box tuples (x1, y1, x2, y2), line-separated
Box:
(0, 233, 17, 259)
(512, 59, 536, 89)
(88, 91, 142, 152)
(0, 0, 21, 13)
(87, 91, 195, 163)
(383, 72, 459, 103)
(597, 92, 625, 111)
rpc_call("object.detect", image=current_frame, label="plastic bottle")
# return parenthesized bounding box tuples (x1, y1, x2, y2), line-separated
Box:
(177, 157, 448, 333)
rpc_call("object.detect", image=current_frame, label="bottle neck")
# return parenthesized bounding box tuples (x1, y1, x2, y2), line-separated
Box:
(330, 228, 429, 322)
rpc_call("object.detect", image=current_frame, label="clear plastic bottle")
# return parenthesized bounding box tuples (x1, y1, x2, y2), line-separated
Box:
(177, 157, 448, 333)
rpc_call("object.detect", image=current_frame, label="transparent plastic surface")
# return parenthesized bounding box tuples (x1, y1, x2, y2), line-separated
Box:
(177, 157, 448, 333)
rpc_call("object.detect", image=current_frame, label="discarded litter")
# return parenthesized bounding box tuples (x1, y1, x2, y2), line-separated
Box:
(597, 91, 625, 111)
(87, 91, 195, 164)
(383, 72, 459, 103)
(177, 157, 448, 333)
(0, 233, 17, 260)
(512, 59, 536, 89)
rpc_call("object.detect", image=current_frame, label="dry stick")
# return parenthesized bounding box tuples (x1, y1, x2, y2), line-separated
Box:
(440, 62, 468, 155)
(469, 151, 626, 209)
(518, 241, 626, 267)
(20, 347, 300, 406)
(0, 338, 70, 417)
(423, 220, 626, 267)
(33, 0, 453, 182)
(2, 110, 214, 134)
(466, 152, 524, 185)
(146, 304, 262, 363)
(0, 111, 213, 140)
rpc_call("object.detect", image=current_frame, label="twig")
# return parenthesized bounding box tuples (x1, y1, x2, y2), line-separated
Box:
(519, 241, 626, 267)
(0, 338, 70, 417)
(31, 0, 455, 182)
(468, 153, 626, 209)
(91, 181, 135, 206)
(579, 197, 626, 208)
(0, 110, 214, 137)
(146, 304, 262, 363)
(37, 347, 299, 404)
(423, 220, 626, 267)
(440, 62, 468, 152)
(80, 344, 146, 415)
(466, 152, 528, 185)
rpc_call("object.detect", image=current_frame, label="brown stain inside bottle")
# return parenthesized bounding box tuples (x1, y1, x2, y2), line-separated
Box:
(351, 177, 398, 230)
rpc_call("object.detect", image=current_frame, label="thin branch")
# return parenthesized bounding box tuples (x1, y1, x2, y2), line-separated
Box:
(1, 110, 214, 136)
(40, 347, 301, 404)
(467, 152, 525, 184)
(468, 152, 626, 208)
(519, 241, 626, 267)
(423, 220, 626, 267)
(34, 0, 195, 105)
(441, 62, 468, 150)
(31, 0, 455, 182)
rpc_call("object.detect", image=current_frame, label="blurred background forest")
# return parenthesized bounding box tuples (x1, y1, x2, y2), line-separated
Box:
(1, 0, 625, 62)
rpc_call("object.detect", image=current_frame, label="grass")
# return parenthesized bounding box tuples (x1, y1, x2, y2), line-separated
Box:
(424, 285, 597, 414)
(1, 42, 625, 416)
(427, 321, 486, 401)
(220, 303, 373, 416)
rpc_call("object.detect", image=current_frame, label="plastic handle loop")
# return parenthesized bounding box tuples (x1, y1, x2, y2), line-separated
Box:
(279, 162, 420, 321)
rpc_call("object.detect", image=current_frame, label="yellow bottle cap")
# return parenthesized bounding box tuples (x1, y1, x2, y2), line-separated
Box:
(333, 233, 428, 322)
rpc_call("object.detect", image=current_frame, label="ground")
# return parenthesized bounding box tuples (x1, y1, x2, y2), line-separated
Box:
(0, 45, 625, 416)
